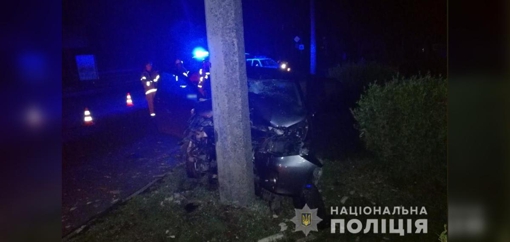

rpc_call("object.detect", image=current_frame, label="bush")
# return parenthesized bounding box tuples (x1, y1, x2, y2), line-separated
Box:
(352, 74, 447, 184)
(438, 224, 447, 242)
(328, 62, 397, 107)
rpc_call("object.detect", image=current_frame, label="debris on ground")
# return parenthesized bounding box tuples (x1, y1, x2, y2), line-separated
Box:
(75, 225, 86, 234)
(340, 196, 349, 204)
(278, 222, 287, 232)
(296, 234, 316, 242)
(257, 233, 284, 242)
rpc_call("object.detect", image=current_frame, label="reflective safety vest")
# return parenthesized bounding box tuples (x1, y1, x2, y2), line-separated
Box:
(141, 70, 160, 95)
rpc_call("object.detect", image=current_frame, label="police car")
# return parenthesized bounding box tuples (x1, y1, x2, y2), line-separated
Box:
(246, 55, 291, 72)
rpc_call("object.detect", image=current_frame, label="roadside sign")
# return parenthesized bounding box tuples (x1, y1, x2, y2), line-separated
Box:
(294, 36, 300, 42)
(75, 54, 99, 80)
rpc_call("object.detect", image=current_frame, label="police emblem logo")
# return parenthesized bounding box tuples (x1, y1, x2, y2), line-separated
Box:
(291, 204, 323, 236)
(301, 213, 312, 226)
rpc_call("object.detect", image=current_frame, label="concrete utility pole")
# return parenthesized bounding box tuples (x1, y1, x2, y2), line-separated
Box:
(204, 0, 255, 206)
(310, 0, 317, 75)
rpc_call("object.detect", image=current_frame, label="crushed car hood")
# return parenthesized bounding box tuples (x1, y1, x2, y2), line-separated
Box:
(195, 94, 306, 128)
(249, 95, 306, 128)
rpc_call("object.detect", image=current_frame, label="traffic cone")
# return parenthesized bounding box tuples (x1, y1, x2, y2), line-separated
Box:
(84, 108, 94, 126)
(126, 93, 134, 107)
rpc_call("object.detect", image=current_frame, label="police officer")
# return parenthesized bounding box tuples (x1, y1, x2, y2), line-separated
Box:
(173, 59, 188, 78)
(140, 61, 160, 117)
(198, 59, 212, 100)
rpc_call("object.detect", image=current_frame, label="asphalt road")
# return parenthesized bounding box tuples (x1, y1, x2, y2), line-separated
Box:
(62, 79, 182, 236)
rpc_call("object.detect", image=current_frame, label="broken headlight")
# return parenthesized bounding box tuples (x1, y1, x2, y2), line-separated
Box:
(267, 119, 309, 139)
(263, 120, 309, 155)
(268, 126, 284, 135)
(287, 119, 309, 140)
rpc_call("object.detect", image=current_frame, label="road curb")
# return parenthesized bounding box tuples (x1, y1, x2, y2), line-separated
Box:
(62, 152, 184, 241)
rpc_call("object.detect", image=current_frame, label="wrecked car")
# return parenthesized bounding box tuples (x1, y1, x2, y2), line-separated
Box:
(179, 67, 326, 219)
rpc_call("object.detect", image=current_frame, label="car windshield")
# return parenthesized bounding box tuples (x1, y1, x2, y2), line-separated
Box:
(248, 79, 303, 107)
(260, 59, 278, 67)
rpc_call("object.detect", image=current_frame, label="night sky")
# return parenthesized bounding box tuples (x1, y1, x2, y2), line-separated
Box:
(63, 0, 446, 76)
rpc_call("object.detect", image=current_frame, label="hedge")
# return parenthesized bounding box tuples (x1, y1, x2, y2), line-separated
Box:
(352, 74, 447, 183)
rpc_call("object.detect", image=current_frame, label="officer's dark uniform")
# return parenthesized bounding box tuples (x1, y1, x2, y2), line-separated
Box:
(140, 63, 160, 117)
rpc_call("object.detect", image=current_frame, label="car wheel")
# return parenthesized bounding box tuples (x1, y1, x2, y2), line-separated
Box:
(183, 140, 201, 178)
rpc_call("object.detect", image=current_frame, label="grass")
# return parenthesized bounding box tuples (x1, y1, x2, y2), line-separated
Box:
(64, 118, 447, 242)
(306, 153, 447, 242)
(67, 167, 292, 242)
(66, 152, 446, 242)
(438, 225, 447, 242)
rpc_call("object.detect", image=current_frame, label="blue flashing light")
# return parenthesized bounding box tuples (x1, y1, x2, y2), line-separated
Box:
(192, 47, 209, 60)
(305, 184, 312, 188)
